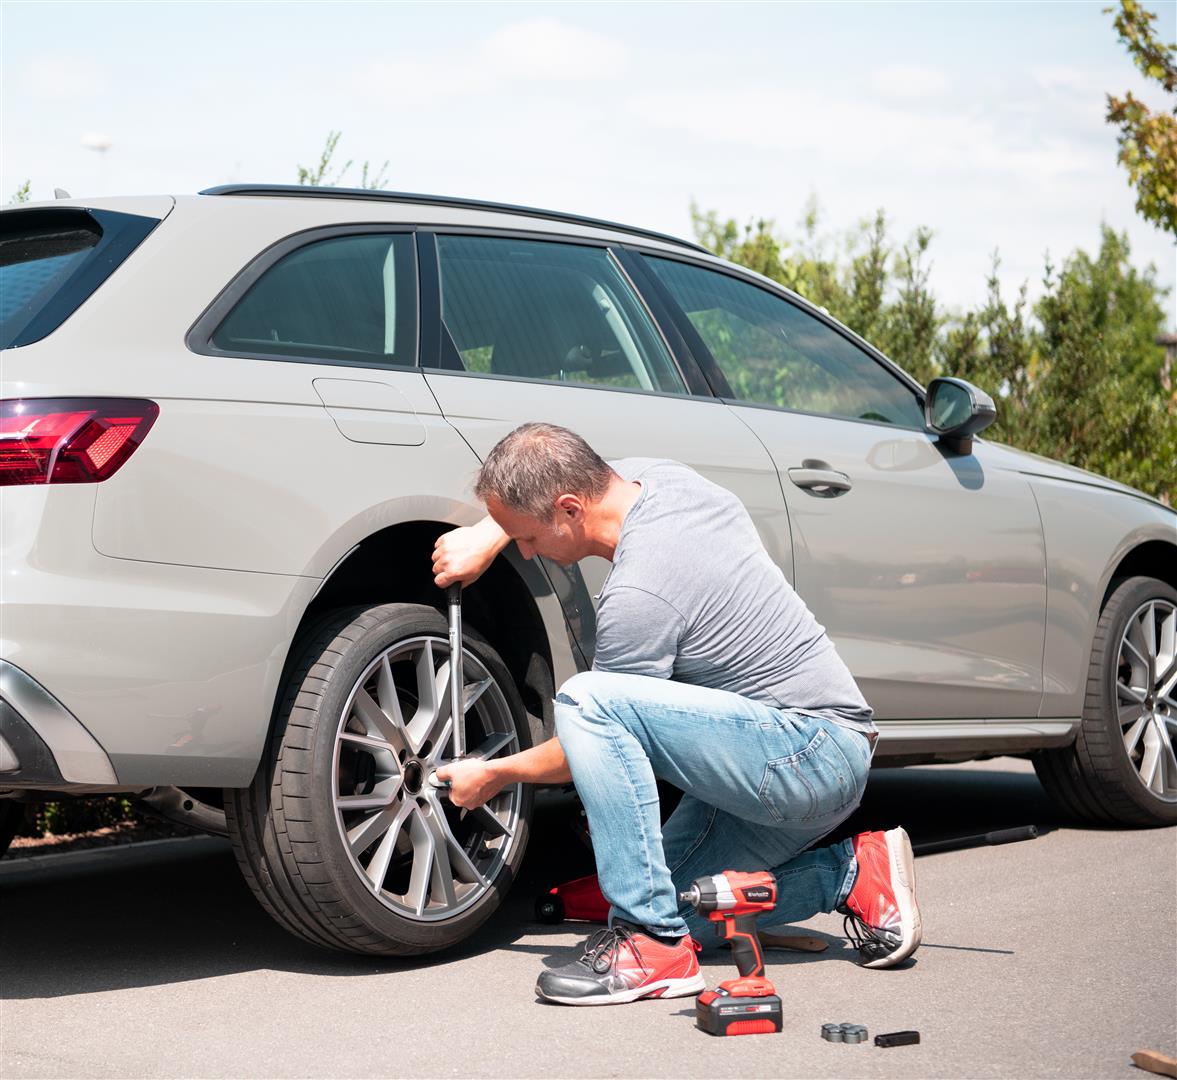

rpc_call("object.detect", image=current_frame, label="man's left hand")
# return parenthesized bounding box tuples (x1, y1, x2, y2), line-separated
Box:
(434, 758, 504, 809)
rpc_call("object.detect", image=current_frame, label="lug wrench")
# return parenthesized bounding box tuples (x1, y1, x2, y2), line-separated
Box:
(428, 583, 465, 793)
(446, 582, 465, 761)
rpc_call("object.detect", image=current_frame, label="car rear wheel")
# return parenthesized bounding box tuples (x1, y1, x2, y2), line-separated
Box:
(1034, 576, 1177, 826)
(225, 602, 532, 954)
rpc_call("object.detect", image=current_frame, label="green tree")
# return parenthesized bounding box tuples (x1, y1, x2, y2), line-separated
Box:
(8, 180, 30, 204)
(694, 203, 1174, 504)
(297, 130, 390, 190)
(1105, 0, 1177, 236)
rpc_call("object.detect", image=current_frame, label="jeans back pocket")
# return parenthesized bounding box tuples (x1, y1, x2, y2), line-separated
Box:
(758, 726, 856, 824)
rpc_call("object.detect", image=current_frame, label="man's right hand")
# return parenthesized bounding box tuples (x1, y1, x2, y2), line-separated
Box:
(432, 516, 510, 588)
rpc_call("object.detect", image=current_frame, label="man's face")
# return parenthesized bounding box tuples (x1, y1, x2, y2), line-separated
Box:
(485, 495, 589, 566)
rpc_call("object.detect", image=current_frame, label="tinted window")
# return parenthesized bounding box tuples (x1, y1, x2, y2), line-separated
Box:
(0, 208, 159, 350)
(212, 233, 416, 366)
(648, 257, 924, 428)
(435, 236, 685, 394)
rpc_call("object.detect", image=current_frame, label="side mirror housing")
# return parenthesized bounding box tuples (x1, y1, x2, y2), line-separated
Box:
(924, 377, 997, 455)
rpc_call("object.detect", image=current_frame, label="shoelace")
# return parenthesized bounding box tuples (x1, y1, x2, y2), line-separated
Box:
(579, 925, 645, 975)
(843, 913, 892, 960)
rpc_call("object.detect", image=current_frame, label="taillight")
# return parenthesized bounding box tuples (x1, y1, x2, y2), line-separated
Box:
(0, 398, 159, 486)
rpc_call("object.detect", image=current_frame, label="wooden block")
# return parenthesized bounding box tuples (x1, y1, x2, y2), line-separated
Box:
(1132, 1049, 1177, 1078)
(759, 932, 829, 953)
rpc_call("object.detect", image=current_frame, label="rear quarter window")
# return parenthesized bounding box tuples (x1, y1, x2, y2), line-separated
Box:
(0, 208, 162, 349)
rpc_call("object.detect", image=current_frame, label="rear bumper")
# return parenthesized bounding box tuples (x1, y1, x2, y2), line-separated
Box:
(0, 659, 122, 791)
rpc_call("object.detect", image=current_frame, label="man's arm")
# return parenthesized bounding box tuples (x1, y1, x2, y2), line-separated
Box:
(435, 736, 571, 809)
(433, 515, 510, 588)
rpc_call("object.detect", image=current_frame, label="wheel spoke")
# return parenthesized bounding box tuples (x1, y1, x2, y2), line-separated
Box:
(376, 655, 407, 731)
(339, 730, 398, 756)
(351, 687, 409, 758)
(347, 805, 396, 856)
(364, 800, 413, 892)
(1157, 655, 1177, 696)
(466, 802, 514, 840)
(464, 677, 493, 712)
(1124, 715, 1149, 756)
(468, 730, 517, 761)
(1139, 729, 1162, 794)
(1122, 636, 1150, 670)
(1118, 681, 1147, 705)
(1118, 702, 1145, 728)
(422, 811, 459, 907)
(336, 775, 402, 811)
(1159, 723, 1177, 794)
(406, 646, 454, 754)
(406, 808, 437, 915)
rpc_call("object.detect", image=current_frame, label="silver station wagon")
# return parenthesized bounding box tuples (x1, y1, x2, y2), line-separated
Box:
(1, 186, 1174, 955)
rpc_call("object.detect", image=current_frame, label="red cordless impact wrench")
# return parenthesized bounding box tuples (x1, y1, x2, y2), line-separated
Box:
(679, 871, 783, 1037)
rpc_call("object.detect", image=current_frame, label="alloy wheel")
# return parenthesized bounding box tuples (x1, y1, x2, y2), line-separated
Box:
(1116, 598, 1177, 802)
(331, 635, 522, 921)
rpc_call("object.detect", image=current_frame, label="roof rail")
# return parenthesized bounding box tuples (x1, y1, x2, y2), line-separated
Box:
(199, 184, 709, 254)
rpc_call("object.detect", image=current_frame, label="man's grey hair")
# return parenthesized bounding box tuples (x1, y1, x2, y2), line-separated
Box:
(474, 423, 615, 521)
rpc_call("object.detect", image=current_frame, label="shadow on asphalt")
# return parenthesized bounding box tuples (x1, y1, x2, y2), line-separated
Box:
(0, 761, 1069, 1000)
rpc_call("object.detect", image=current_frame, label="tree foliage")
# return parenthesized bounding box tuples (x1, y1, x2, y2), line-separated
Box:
(1105, 1, 1177, 237)
(8, 180, 30, 205)
(693, 205, 1176, 504)
(297, 130, 390, 190)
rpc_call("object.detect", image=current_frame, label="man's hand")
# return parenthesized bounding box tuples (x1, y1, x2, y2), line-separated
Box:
(434, 758, 504, 810)
(432, 517, 510, 589)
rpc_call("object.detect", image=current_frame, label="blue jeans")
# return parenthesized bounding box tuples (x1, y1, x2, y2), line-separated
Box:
(554, 671, 873, 948)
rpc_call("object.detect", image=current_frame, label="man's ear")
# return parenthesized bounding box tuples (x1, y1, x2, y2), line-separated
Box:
(554, 493, 585, 519)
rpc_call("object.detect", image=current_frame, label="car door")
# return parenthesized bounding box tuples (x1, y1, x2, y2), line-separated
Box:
(641, 252, 1047, 722)
(416, 231, 790, 661)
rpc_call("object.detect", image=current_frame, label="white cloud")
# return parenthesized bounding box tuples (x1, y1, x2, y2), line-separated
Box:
(352, 18, 628, 105)
(18, 54, 109, 100)
(479, 19, 628, 81)
(1031, 66, 1089, 92)
(870, 65, 951, 100)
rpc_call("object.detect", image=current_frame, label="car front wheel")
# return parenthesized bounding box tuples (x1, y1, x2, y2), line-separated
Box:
(225, 602, 533, 954)
(1035, 576, 1177, 826)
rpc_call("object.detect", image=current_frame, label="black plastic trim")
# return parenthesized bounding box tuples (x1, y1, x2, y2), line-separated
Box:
(185, 224, 419, 370)
(616, 247, 730, 399)
(0, 701, 64, 785)
(200, 184, 710, 255)
(1, 207, 162, 350)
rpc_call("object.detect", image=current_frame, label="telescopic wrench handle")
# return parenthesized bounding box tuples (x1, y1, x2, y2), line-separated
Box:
(446, 583, 465, 759)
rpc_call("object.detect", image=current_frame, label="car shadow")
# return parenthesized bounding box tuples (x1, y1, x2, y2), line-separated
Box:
(0, 759, 1073, 999)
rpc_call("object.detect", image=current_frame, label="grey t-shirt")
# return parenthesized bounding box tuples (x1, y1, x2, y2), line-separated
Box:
(593, 459, 874, 732)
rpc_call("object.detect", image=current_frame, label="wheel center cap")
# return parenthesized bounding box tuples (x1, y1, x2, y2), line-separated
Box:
(403, 759, 424, 794)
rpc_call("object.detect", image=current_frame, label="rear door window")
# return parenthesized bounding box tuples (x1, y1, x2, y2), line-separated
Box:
(0, 208, 161, 349)
(209, 232, 417, 367)
(433, 235, 686, 394)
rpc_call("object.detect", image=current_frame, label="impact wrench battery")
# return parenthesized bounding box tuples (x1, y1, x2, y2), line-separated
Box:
(680, 871, 784, 1037)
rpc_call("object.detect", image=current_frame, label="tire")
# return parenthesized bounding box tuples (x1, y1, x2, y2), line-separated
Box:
(225, 602, 534, 955)
(1034, 576, 1177, 826)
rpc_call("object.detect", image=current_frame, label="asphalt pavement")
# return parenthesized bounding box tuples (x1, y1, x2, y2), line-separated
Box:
(1, 757, 1174, 1079)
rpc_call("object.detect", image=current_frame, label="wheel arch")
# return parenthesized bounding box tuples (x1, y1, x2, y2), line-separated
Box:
(287, 520, 558, 746)
(1100, 538, 1177, 610)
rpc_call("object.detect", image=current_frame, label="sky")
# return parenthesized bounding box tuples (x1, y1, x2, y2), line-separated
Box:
(2, 0, 1175, 322)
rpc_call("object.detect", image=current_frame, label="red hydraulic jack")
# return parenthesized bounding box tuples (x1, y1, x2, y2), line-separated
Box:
(680, 871, 783, 1037)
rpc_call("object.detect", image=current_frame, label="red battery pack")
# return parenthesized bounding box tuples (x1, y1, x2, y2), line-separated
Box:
(695, 987, 783, 1036)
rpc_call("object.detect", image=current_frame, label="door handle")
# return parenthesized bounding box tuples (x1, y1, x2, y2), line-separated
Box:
(787, 463, 852, 496)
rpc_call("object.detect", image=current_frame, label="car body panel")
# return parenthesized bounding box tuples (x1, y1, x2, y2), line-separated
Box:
(730, 405, 1048, 719)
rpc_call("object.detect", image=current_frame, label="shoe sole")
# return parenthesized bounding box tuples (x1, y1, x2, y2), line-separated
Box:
(862, 826, 922, 969)
(536, 972, 706, 1006)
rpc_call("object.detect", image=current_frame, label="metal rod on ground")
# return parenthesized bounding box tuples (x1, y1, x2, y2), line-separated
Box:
(913, 825, 1040, 856)
(447, 583, 465, 759)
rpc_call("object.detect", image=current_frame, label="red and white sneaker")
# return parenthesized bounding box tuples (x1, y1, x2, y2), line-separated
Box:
(841, 827, 922, 969)
(535, 925, 705, 1006)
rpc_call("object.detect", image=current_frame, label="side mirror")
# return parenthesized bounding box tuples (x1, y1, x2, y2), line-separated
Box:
(924, 377, 997, 455)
